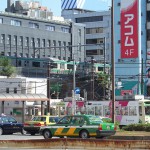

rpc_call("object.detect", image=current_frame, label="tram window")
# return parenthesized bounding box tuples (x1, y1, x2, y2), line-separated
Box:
(145, 106, 150, 115)
(139, 106, 142, 116)
(115, 106, 120, 115)
(95, 106, 102, 116)
(86, 106, 94, 115)
(32, 62, 40, 67)
(129, 106, 137, 116)
(51, 63, 57, 68)
(103, 106, 110, 116)
(121, 106, 128, 115)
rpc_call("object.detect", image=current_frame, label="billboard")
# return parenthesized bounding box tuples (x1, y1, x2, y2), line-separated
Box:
(120, 0, 139, 58)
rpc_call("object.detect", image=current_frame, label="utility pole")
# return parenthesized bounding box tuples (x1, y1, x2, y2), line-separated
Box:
(111, 0, 115, 123)
(91, 56, 95, 100)
(72, 55, 76, 115)
(47, 61, 51, 115)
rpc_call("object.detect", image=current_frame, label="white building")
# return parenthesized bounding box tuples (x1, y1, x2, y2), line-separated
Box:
(0, 76, 47, 121)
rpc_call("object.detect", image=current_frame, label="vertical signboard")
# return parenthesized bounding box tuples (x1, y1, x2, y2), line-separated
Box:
(121, 0, 139, 58)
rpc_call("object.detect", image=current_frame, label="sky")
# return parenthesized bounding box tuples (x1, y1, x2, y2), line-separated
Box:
(0, 0, 111, 16)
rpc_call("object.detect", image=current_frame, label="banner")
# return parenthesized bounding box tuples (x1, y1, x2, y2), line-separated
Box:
(121, 0, 139, 58)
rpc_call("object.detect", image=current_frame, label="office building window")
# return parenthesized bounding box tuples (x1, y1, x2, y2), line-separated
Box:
(42, 39, 45, 48)
(147, 29, 150, 41)
(7, 35, 11, 45)
(6, 88, 9, 93)
(25, 37, 29, 47)
(86, 27, 103, 34)
(0, 18, 3, 24)
(31, 38, 34, 47)
(19, 36, 23, 46)
(1, 34, 5, 44)
(86, 38, 103, 44)
(46, 25, 55, 31)
(76, 16, 103, 23)
(61, 27, 70, 33)
(11, 20, 21, 26)
(29, 22, 39, 28)
(13, 35, 17, 45)
(47, 40, 51, 47)
(14, 88, 17, 93)
(37, 38, 40, 47)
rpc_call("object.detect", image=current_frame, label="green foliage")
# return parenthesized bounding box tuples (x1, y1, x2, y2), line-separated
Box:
(97, 72, 110, 86)
(122, 123, 150, 131)
(0, 57, 16, 77)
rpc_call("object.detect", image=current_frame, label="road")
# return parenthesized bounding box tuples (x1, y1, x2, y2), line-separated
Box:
(0, 133, 44, 140)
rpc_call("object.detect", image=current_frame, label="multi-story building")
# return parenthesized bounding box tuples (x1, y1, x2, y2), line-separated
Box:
(113, 0, 147, 95)
(61, 9, 111, 64)
(0, 1, 85, 72)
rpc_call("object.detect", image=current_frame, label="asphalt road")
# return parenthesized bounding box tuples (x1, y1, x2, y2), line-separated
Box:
(0, 133, 44, 140)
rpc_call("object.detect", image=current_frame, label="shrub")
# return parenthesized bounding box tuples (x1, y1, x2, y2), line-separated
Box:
(122, 123, 150, 131)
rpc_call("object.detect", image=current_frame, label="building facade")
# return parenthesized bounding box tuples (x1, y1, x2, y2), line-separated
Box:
(61, 9, 111, 64)
(113, 0, 147, 95)
(0, 11, 85, 69)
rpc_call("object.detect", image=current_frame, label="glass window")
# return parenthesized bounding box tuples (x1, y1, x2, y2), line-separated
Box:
(47, 40, 51, 47)
(76, 16, 103, 23)
(61, 27, 70, 33)
(145, 106, 150, 115)
(1, 34, 5, 44)
(7, 35, 11, 45)
(0, 18, 3, 24)
(58, 116, 71, 124)
(86, 27, 103, 34)
(11, 20, 21, 26)
(115, 106, 121, 115)
(121, 106, 128, 115)
(103, 106, 110, 116)
(19, 36, 23, 46)
(25, 37, 29, 47)
(29, 22, 39, 28)
(13, 35, 17, 45)
(32, 61, 40, 67)
(129, 106, 137, 116)
(14, 88, 17, 93)
(46, 25, 55, 31)
(95, 106, 102, 116)
(139, 106, 142, 116)
(42, 39, 45, 48)
(6, 88, 9, 93)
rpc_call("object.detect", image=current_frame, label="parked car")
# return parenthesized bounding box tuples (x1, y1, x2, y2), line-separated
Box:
(23, 115, 60, 135)
(0, 115, 24, 135)
(40, 114, 116, 139)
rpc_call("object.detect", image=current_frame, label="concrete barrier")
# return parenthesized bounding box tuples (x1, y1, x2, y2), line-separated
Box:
(0, 139, 150, 150)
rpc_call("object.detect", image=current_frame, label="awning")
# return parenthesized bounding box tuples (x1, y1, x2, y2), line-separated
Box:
(0, 94, 48, 101)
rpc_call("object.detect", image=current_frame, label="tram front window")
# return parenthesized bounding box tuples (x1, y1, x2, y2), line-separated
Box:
(145, 106, 150, 115)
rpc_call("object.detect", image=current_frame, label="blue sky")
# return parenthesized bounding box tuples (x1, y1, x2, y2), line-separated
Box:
(0, 0, 111, 16)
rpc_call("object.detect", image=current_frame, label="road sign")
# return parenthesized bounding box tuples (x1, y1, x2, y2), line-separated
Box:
(75, 87, 80, 94)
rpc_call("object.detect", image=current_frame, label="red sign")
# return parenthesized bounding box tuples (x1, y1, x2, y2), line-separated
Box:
(121, 90, 133, 96)
(121, 0, 139, 58)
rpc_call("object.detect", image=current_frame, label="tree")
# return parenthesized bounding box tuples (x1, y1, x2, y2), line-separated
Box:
(97, 72, 110, 86)
(0, 57, 16, 77)
(97, 72, 111, 100)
